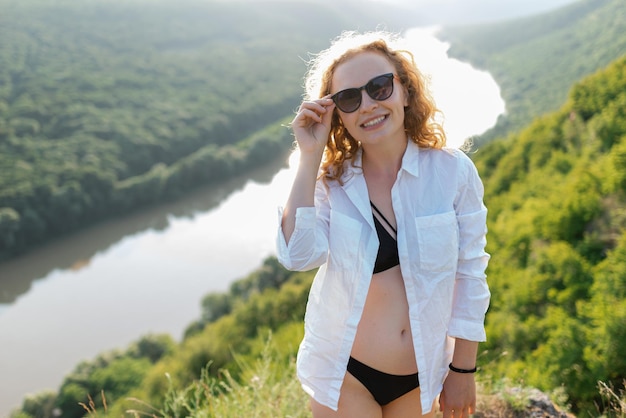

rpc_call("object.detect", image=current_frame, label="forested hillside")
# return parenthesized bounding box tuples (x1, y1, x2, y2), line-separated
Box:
(474, 54, 626, 413)
(0, 0, 416, 261)
(440, 0, 626, 144)
(12, 50, 626, 418)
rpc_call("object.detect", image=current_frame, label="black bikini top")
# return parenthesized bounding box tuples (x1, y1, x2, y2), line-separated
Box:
(371, 202, 400, 274)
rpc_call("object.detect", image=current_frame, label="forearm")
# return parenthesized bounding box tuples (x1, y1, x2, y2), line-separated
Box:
(441, 338, 479, 417)
(281, 150, 323, 242)
(451, 338, 479, 370)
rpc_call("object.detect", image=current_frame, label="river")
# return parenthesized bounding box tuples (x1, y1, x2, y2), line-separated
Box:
(0, 27, 505, 416)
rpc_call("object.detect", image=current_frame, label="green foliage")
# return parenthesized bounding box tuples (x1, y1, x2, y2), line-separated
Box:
(14, 391, 56, 418)
(583, 235, 626, 386)
(53, 337, 174, 417)
(0, 207, 20, 248)
(570, 53, 626, 122)
(129, 334, 178, 364)
(87, 357, 152, 405)
(476, 54, 626, 414)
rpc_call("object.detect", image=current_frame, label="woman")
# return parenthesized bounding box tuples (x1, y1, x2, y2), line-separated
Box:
(276, 30, 490, 418)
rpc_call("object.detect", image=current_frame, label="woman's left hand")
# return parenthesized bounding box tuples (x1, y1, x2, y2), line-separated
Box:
(439, 372, 476, 418)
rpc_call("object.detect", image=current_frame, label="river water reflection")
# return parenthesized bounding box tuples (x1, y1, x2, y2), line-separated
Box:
(0, 27, 505, 415)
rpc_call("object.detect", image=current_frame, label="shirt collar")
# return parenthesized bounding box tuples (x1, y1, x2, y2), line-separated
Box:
(340, 136, 421, 185)
(401, 139, 421, 178)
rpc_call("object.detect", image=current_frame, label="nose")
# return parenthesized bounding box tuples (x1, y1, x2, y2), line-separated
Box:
(359, 90, 377, 112)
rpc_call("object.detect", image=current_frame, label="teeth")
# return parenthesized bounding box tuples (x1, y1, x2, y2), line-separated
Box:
(363, 116, 385, 127)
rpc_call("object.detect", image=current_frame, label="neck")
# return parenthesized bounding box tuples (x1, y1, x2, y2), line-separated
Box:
(361, 136, 408, 176)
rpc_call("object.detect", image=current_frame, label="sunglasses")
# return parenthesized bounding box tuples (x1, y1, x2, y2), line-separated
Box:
(331, 73, 396, 113)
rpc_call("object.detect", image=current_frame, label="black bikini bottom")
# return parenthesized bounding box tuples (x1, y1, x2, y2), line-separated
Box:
(347, 356, 419, 405)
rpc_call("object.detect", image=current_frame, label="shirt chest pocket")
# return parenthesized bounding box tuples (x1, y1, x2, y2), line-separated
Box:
(328, 210, 362, 268)
(415, 211, 459, 272)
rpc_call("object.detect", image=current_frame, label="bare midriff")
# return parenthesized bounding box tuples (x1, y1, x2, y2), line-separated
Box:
(350, 264, 418, 375)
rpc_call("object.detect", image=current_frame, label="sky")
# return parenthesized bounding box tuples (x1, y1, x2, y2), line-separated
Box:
(370, 0, 579, 24)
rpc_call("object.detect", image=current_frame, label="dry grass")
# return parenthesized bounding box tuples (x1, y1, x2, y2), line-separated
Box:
(597, 381, 626, 418)
(80, 391, 108, 416)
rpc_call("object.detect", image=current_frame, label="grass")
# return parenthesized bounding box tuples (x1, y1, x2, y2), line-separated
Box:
(80, 391, 109, 416)
(83, 339, 625, 418)
(596, 381, 626, 418)
(120, 338, 311, 418)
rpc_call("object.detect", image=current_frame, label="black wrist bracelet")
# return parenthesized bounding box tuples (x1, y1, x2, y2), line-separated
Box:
(449, 363, 477, 374)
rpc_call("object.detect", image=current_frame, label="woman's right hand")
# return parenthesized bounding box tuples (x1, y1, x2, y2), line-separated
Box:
(281, 97, 335, 242)
(290, 96, 335, 156)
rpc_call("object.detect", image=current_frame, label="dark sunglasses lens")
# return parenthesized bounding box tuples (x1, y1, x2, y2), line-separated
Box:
(336, 89, 362, 113)
(367, 75, 394, 100)
(333, 74, 395, 113)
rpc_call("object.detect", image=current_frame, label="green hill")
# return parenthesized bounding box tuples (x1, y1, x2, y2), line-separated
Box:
(440, 0, 626, 143)
(0, 0, 416, 262)
(472, 52, 626, 414)
(11, 52, 626, 418)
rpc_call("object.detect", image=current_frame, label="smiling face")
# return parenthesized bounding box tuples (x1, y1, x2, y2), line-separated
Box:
(330, 51, 409, 149)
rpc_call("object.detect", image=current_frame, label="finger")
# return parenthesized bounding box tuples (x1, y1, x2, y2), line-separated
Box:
(319, 101, 336, 124)
(298, 98, 333, 114)
(295, 102, 333, 126)
(447, 404, 466, 418)
(463, 406, 471, 418)
(293, 109, 321, 126)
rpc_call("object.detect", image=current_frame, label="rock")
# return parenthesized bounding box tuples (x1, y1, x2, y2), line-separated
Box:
(525, 388, 574, 418)
(472, 387, 575, 418)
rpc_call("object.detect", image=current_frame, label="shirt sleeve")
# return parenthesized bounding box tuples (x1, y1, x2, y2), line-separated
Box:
(276, 180, 330, 271)
(448, 151, 491, 342)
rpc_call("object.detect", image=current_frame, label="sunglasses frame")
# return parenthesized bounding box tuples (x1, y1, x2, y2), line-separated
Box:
(331, 73, 396, 113)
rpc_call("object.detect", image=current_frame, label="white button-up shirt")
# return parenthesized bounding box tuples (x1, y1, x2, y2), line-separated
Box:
(276, 140, 490, 413)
